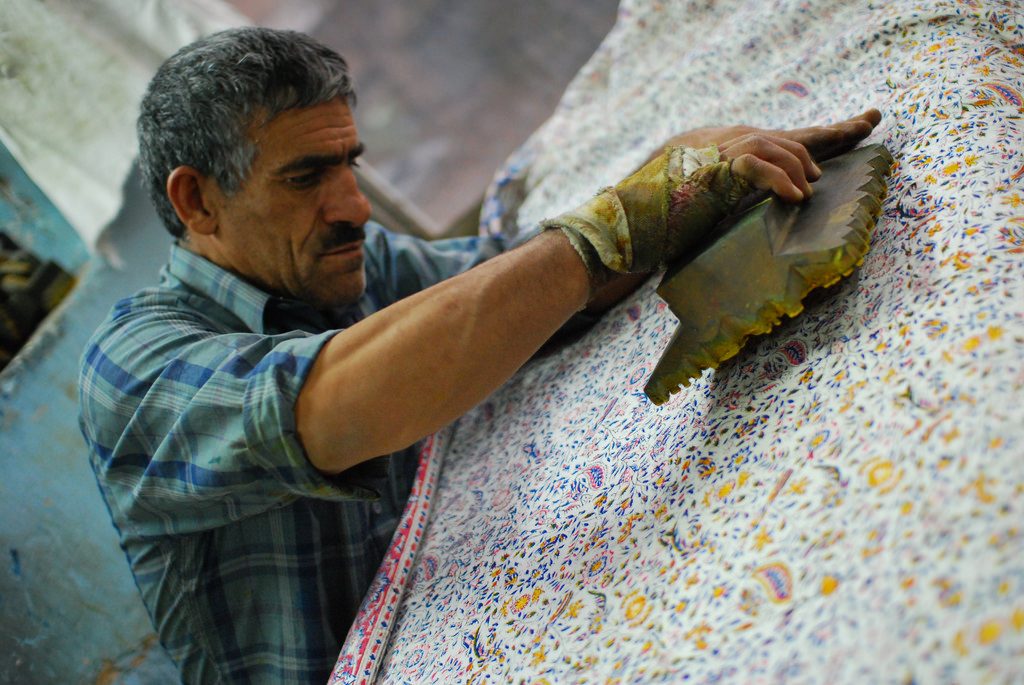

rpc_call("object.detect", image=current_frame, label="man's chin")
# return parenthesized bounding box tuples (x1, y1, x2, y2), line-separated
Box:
(309, 269, 366, 311)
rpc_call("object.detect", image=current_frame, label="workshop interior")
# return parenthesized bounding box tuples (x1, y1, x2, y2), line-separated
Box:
(2, 0, 1022, 683)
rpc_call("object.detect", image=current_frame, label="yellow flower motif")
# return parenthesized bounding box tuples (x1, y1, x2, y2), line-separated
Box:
(821, 576, 839, 595)
(979, 621, 1002, 644)
(623, 591, 652, 626)
(862, 457, 903, 493)
(753, 530, 773, 551)
(624, 595, 644, 620)
(962, 473, 996, 504)
(945, 251, 972, 270)
(685, 622, 713, 650)
(868, 462, 892, 483)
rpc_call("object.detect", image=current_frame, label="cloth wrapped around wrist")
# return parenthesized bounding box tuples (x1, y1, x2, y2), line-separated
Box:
(542, 145, 752, 286)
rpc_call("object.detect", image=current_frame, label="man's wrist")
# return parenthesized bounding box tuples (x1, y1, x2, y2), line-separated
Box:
(558, 225, 614, 295)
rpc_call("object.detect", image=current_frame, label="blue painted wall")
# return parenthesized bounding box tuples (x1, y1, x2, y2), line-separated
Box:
(0, 159, 179, 682)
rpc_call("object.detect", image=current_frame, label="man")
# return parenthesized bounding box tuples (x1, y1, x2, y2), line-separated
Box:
(79, 26, 878, 684)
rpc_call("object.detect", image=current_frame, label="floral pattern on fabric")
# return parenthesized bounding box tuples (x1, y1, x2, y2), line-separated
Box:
(337, 0, 1024, 682)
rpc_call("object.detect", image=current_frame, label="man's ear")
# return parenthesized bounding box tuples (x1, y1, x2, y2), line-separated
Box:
(167, 166, 220, 236)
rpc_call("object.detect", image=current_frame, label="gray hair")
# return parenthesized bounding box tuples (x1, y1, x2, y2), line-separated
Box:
(137, 27, 356, 237)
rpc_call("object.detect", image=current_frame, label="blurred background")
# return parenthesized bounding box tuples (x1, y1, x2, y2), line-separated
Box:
(227, 0, 620, 234)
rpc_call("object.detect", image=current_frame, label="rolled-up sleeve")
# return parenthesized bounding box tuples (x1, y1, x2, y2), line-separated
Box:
(80, 308, 381, 541)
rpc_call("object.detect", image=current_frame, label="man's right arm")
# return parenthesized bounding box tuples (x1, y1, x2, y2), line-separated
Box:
(296, 229, 590, 473)
(295, 125, 874, 474)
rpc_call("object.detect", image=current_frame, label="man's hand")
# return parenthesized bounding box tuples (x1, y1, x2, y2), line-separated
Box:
(658, 108, 882, 163)
(648, 109, 882, 203)
(718, 133, 821, 203)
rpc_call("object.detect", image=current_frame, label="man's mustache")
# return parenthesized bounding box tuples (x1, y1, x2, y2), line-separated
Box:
(321, 222, 366, 252)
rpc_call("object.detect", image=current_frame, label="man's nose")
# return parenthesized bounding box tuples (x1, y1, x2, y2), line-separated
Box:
(322, 167, 372, 226)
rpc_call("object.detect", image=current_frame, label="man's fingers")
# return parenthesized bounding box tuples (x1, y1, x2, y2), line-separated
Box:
(675, 109, 883, 202)
(763, 135, 822, 181)
(722, 136, 813, 200)
(855, 108, 883, 127)
(789, 122, 867, 154)
(772, 108, 882, 161)
(729, 152, 806, 203)
(807, 124, 872, 161)
(833, 108, 882, 128)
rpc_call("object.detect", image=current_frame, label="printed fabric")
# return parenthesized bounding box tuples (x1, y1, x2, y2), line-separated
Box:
(332, 1, 1024, 683)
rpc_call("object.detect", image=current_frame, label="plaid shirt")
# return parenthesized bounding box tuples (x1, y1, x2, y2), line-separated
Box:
(79, 223, 505, 684)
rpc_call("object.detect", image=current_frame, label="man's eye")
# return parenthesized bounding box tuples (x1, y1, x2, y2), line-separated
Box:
(287, 171, 320, 187)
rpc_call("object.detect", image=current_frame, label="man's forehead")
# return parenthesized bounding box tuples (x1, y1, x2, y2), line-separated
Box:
(250, 100, 359, 160)
(251, 96, 354, 126)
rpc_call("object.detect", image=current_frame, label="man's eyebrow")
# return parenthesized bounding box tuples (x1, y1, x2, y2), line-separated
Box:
(274, 144, 366, 175)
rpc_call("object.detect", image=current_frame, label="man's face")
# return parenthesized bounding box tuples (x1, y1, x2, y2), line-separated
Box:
(199, 99, 372, 310)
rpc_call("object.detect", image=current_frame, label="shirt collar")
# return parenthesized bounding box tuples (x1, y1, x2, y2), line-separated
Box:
(163, 243, 271, 332)
(163, 242, 373, 334)
(163, 243, 345, 334)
